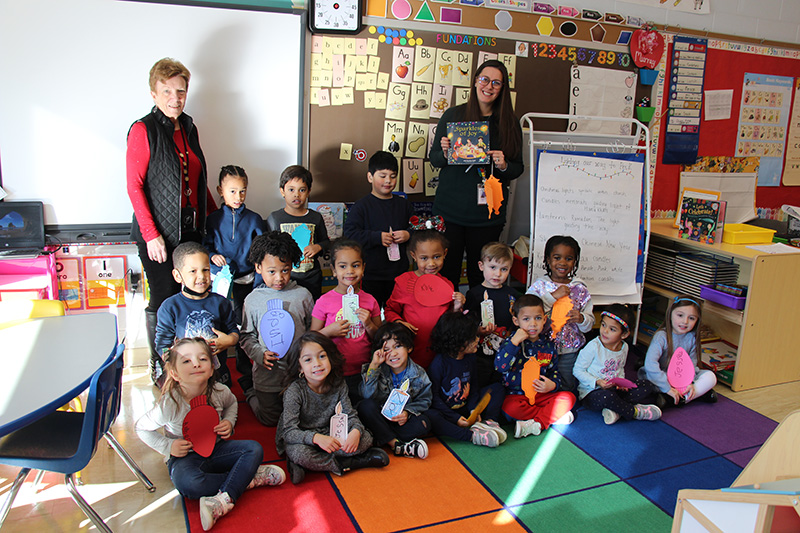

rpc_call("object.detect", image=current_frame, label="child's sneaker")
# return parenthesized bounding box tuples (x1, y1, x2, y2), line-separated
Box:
(514, 419, 542, 439)
(472, 420, 507, 444)
(634, 404, 662, 421)
(470, 426, 500, 447)
(602, 409, 621, 425)
(394, 438, 429, 459)
(199, 491, 234, 531)
(247, 464, 286, 489)
(554, 411, 575, 425)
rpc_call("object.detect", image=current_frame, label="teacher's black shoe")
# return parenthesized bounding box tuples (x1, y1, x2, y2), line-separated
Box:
(337, 448, 390, 473)
(698, 389, 718, 403)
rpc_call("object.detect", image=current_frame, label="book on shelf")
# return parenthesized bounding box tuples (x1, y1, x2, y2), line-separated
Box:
(700, 340, 737, 371)
(678, 197, 722, 244)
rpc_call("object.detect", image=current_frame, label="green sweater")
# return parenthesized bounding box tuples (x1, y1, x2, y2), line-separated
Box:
(429, 105, 524, 227)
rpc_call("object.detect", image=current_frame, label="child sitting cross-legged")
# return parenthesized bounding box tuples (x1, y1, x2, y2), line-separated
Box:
(574, 304, 661, 425)
(357, 322, 432, 459)
(426, 312, 507, 448)
(495, 294, 576, 439)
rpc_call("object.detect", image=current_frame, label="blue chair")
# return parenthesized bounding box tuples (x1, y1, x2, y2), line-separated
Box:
(0, 344, 125, 532)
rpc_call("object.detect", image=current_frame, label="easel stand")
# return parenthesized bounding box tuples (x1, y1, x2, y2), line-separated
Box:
(519, 113, 652, 340)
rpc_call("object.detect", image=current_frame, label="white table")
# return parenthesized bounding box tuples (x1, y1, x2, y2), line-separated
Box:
(0, 313, 118, 436)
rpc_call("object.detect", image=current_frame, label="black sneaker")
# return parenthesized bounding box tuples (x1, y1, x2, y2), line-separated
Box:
(394, 439, 429, 459)
(698, 389, 718, 403)
(338, 447, 390, 472)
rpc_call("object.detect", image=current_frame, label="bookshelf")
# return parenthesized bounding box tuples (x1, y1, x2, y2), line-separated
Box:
(645, 219, 800, 391)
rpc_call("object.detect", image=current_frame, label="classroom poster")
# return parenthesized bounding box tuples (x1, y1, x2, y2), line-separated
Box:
(409, 83, 432, 119)
(405, 122, 429, 158)
(403, 158, 424, 194)
(83, 256, 127, 309)
(386, 82, 410, 120)
(735, 73, 793, 186)
(784, 79, 800, 186)
(56, 257, 82, 310)
(568, 65, 636, 135)
(424, 161, 440, 196)
(534, 152, 643, 297)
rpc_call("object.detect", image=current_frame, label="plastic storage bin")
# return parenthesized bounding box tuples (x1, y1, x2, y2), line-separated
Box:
(700, 284, 746, 310)
(721, 224, 776, 245)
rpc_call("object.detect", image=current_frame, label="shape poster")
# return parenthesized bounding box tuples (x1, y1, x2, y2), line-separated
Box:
(736, 73, 793, 186)
(663, 36, 706, 165)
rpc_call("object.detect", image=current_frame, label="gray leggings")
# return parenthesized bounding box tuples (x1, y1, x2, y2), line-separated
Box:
(284, 431, 374, 475)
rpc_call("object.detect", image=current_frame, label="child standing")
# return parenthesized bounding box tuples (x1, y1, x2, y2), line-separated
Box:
(639, 296, 718, 408)
(266, 165, 331, 301)
(136, 338, 285, 531)
(311, 239, 381, 405)
(239, 231, 314, 426)
(526, 235, 594, 393)
(276, 332, 390, 484)
(342, 151, 414, 308)
(427, 312, 507, 448)
(155, 242, 239, 388)
(574, 304, 661, 425)
(495, 294, 576, 439)
(464, 242, 521, 391)
(204, 165, 264, 390)
(358, 322, 432, 459)
(384, 224, 466, 368)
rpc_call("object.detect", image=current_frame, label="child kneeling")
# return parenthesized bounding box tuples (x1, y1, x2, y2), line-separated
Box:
(358, 322, 432, 459)
(276, 332, 389, 484)
(495, 295, 576, 439)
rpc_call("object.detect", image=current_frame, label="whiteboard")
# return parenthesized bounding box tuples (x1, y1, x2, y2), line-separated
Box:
(533, 151, 643, 298)
(0, 0, 303, 227)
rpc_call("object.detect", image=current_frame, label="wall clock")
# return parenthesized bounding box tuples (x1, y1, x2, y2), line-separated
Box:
(309, 0, 363, 34)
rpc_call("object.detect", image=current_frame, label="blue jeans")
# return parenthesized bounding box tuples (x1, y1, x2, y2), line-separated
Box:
(167, 439, 263, 502)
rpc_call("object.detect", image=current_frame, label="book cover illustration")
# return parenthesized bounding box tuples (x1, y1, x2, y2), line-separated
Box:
(679, 197, 720, 244)
(447, 121, 490, 165)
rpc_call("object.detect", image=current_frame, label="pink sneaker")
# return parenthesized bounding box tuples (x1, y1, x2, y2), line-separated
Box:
(199, 492, 233, 531)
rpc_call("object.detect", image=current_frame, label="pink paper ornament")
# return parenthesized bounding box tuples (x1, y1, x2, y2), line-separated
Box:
(667, 347, 694, 395)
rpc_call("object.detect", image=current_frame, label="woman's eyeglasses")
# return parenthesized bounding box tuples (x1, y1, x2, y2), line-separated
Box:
(476, 76, 503, 89)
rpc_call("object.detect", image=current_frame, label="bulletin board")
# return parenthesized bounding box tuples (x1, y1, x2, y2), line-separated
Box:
(651, 40, 800, 211)
(307, 21, 646, 202)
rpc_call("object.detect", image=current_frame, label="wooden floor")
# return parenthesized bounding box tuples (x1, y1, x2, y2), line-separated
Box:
(0, 344, 798, 532)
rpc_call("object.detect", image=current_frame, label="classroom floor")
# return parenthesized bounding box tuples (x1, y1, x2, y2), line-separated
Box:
(1, 343, 798, 532)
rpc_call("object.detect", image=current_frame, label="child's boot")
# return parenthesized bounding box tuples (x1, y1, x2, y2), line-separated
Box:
(394, 438, 429, 459)
(514, 419, 542, 439)
(199, 491, 234, 531)
(602, 409, 621, 425)
(337, 447, 390, 473)
(471, 425, 500, 447)
(247, 464, 286, 489)
(473, 420, 508, 443)
(286, 458, 306, 485)
(633, 404, 662, 421)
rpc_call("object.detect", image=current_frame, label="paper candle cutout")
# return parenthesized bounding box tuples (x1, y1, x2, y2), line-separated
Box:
(630, 28, 664, 69)
(259, 299, 295, 359)
(484, 175, 503, 217)
(212, 264, 232, 298)
(387, 226, 401, 262)
(667, 347, 694, 395)
(480, 290, 495, 328)
(330, 401, 348, 443)
(550, 295, 573, 336)
(520, 357, 541, 404)
(291, 223, 312, 252)
(342, 285, 360, 324)
(182, 395, 219, 458)
(414, 274, 453, 307)
(609, 377, 637, 389)
(464, 391, 492, 426)
(381, 378, 410, 419)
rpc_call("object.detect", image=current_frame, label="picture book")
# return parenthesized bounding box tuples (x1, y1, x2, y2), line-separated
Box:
(700, 340, 738, 371)
(679, 197, 721, 244)
(447, 121, 490, 165)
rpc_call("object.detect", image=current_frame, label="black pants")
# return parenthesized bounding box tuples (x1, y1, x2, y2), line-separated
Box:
(356, 398, 430, 446)
(440, 221, 504, 290)
(581, 380, 658, 420)
(362, 279, 394, 310)
(136, 230, 202, 313)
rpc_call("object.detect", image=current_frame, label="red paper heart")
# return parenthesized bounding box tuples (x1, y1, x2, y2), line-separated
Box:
(183, 396, 219, 457)
(413, 274, 453, 307)
(630, 29, 664, 69)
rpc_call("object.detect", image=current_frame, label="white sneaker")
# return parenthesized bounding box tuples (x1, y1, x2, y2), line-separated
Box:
(470, 426, 500, 447)
(199, 491, 234, 531)
(634, 404, 662, 421)
(602, 409, 621, 425)
(472, 420, 507, 444)
(247, 464, 286, 489)
(553, 411, 575, 425)
(395, 438, 429, 459)
(514, 419, 542, 439)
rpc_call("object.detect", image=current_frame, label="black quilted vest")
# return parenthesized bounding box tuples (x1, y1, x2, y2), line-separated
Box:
(129, 106, 207, 247)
